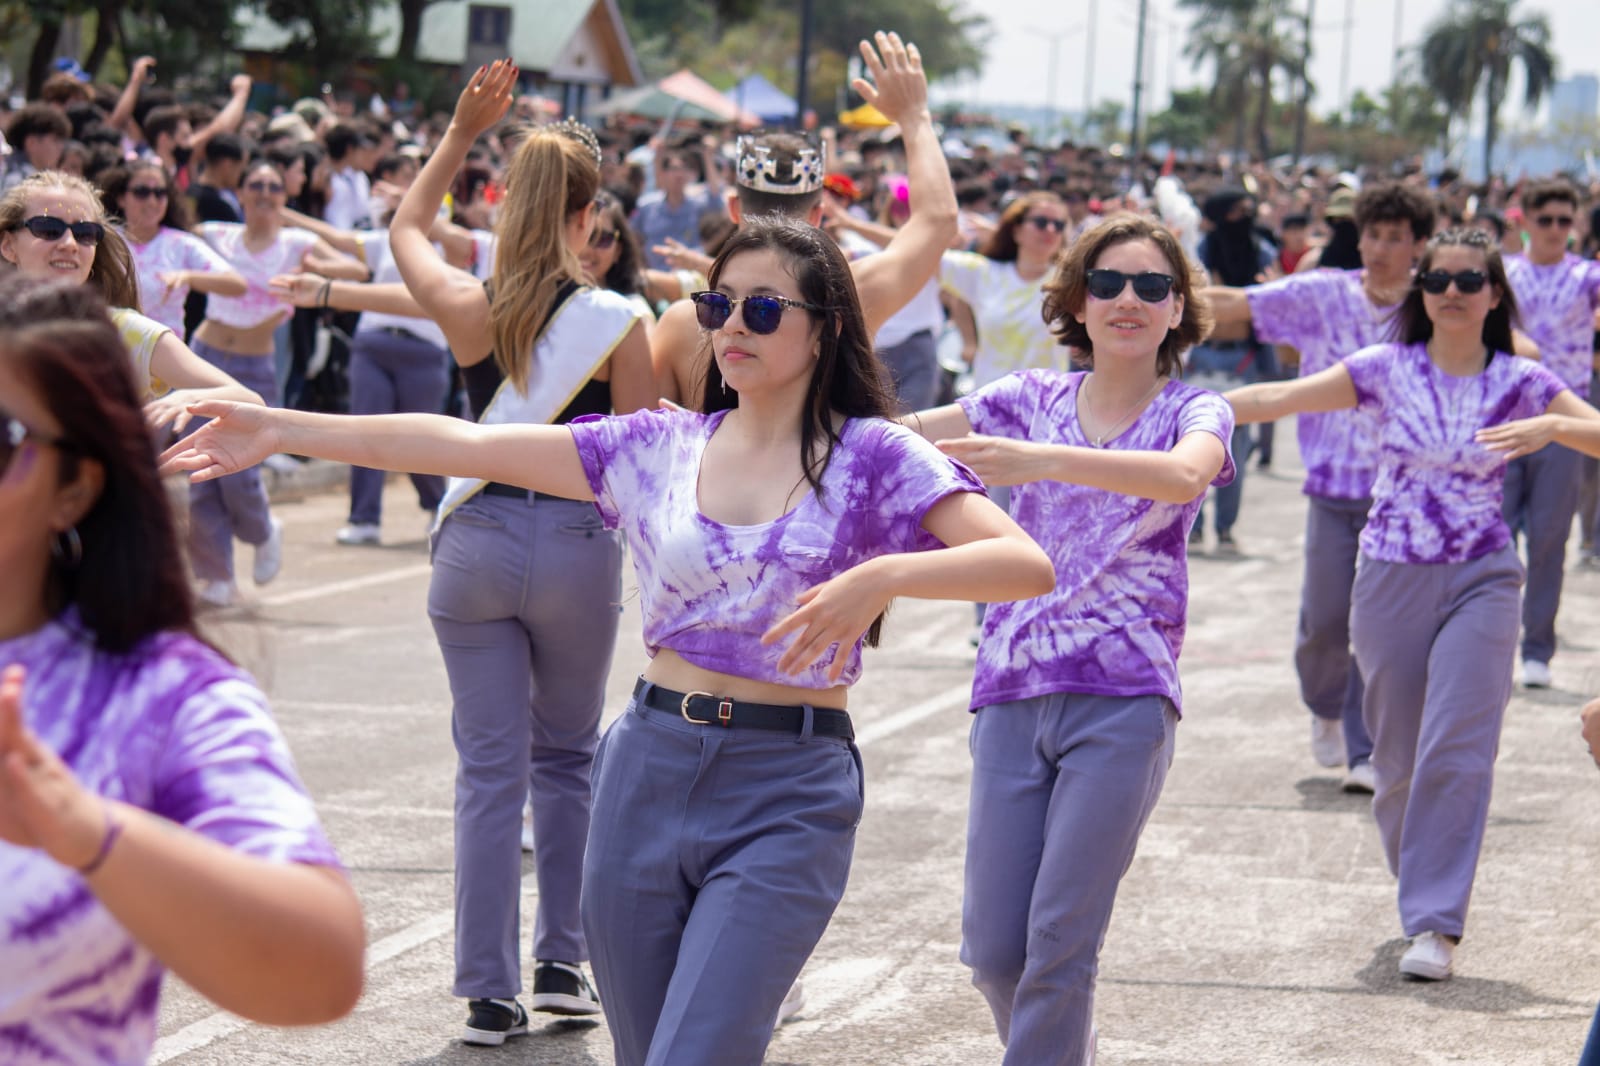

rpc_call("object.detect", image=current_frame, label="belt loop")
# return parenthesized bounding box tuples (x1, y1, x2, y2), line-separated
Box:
(799, 703, 815, 740)
(634, 679, 654, 717)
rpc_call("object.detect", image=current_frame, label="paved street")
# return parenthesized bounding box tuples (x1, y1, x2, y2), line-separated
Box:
(151, 435, 1600, 1066)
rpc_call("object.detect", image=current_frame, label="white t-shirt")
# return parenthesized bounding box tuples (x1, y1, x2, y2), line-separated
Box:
(939, 251, 1067, 388)
(195, 223, 320, 329)
(325, 167, 373, 231)
(122, 226, 235, 336)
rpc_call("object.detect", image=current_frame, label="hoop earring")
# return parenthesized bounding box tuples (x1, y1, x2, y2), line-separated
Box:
(51, 526, 83, 569)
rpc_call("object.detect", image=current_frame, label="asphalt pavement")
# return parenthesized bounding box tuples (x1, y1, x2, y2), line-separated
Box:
(151, 431, 1600, 1066)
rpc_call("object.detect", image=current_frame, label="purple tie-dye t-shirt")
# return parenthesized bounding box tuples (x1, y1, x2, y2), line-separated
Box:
(1344, 342, 1568, 564)
(1247, 269, 1396, 499)
(0, 616, 340, 1066)
(1504, 253, 1600, 396)
(958, 370, 1235, 714)
(569, 407, 984, 690)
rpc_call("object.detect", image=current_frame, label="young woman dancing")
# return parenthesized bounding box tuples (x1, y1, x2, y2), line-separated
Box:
(906, 214, 1234, 1065)
(1226, 227, 1600, 980)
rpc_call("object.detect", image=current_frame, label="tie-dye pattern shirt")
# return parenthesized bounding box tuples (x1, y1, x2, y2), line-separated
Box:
(1344, 342, 1568, 564)
(1504, 253, 1600, 396)
(569, 407, 984, 690)
(1246, 269, 1396, 499)
(122, 226, 235, 336)
(940, 251, 1071, 388)
(0, 615, 341, 1066)
(959, 370, 1236, 713)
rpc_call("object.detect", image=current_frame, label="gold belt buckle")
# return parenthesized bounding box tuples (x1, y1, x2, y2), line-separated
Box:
(680, 690, 734, 726)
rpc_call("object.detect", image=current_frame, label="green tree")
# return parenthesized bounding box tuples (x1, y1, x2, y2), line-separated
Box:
(1146, 87, 1225, 151)
(1418, 0, 1556, 180)
(1180, 0, 1305, 161)
(253, 0, 379, 84)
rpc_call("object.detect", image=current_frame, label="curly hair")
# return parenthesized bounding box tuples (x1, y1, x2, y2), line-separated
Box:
(1353, 181, 1437, 241)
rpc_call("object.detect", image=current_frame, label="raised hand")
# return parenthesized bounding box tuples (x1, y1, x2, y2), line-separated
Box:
(761, 561, 895, 683)
(852, 32, 927, 127)
(452, 60, 519, 139)
(0, 666, 107, 870)
(158, 401, 285, 482)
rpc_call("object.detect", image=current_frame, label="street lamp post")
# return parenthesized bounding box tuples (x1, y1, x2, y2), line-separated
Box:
(1130, 0, 1148, 159)
(795, 0, 814, 126)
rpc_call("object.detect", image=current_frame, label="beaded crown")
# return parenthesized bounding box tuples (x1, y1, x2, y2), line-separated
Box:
(549, 117, 602, 167)
(734, 133, 826, 196)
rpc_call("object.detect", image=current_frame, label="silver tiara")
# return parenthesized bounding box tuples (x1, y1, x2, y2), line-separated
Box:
(550, 117, 602, 167)
(735, 135, 826, 195)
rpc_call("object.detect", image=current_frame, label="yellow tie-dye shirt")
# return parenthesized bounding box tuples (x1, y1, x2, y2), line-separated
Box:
(939, 251, 1070, 389)
(110, 307, 173, 401)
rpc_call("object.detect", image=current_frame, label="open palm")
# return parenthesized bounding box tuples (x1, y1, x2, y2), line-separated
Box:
(158, 402, 282, 482)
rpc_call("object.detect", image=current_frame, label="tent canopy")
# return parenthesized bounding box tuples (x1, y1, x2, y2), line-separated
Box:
(725, 72, 797, 124)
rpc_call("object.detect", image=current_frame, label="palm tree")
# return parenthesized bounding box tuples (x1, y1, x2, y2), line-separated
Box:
(1418, 0, 1556, 181)
(1180, 0, 1305, 161)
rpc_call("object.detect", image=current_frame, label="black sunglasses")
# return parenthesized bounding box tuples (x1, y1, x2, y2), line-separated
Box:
(13, 216, 104, 246)
(1417, 269, 1488, 295)
(126, 184, 169, 201)
(2, 411, 73, 478)
(1025, 216, 1067, 233)
(690, 291, 824, 335)
(1533, 214, 1574, 228)
(244, 180, 285, 195)
(1085, 269, 1176, 303)
(589, 228, 618, 251)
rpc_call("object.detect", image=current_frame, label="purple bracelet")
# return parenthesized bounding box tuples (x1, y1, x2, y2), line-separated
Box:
(77, 807, 123, 877)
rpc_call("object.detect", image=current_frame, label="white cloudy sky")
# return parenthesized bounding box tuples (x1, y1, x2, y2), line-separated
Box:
(930, 0, 1600, 118)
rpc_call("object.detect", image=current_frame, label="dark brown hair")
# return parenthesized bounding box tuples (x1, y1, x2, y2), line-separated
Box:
(100, 160, 195, 233)
(979, 191, 1065, 263)
(1353, 181, 1437, 241)
(1388, 227, 1519, 357)
(1522, 179, 1580, 213)
(1042, 214, 1213, 378)
(0, 277, 199, 651)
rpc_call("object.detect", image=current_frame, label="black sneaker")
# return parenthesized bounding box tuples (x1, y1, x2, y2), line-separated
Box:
(463, 998, 529, 1046)
(530, 960, 603, 1016)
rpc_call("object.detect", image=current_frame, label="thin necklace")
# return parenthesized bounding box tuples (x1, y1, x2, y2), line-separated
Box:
(1083, 375, 1165, 448)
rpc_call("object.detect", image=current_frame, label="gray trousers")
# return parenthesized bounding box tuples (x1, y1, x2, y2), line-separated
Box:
(427, 492, 622, 997)
(1295, 495, 1375, 767)
(1579, 375, 1600, 555)
(1502, 442, 1583, 664)
(962, 693, 1177, 1066)
(877, 328, 939, 415)
(186, 340, 277, 583)
(1350, 546, 1522, 939)
(581, 685, 863, 1066)
(347, 328, 449, 525)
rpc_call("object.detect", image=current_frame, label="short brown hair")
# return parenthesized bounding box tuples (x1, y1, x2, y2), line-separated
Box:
(1041, 215, 1212, 378)
(980, 191, 1064, 263)
(1522, 179, 1580, 213)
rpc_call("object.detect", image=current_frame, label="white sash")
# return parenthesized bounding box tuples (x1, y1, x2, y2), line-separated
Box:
(435, 287, 641, 523)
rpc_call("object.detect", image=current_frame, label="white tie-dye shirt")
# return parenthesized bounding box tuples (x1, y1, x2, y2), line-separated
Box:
(940, 251, 1071, 388)
(959, 370, 1235, 714)
(121, 226, 234, 336)
(0, 615, 341, 1066)
(194, 223, 320, 329)
(1344, 342, 1567, 564)
(1504, 253, 1600, 396)
(569, 407, 984, 690)
(1246, 269, 1396, 499)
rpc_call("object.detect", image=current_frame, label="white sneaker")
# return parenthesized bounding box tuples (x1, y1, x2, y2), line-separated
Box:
(197, 580, 235, 608)
(335, 522, 381, 546)
(1342, 759, 1376, 794)
(252, 517, 284, 585)
(776, 979, 805, 1025)
(1398, 931, 1455, 981)
(1521, 660, 1552, 688)
(1310, 716, 1345, 768)
(520, 799, 534, 853)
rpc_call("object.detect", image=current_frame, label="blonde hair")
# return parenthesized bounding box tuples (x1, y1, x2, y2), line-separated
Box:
(0, 171, 141, 312)
(489, 130, 599, 390)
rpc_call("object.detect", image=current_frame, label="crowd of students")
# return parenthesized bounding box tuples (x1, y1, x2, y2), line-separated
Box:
(4, 31, 1600, 1066)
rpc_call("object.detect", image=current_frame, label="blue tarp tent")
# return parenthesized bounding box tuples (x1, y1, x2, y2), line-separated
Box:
(726, 73, 797, 124)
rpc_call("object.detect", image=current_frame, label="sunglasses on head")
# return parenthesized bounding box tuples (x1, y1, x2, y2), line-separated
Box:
(1533, 214, 1574, 228)
(1085, 269, 1176, 303)
(13, 216, 104, 246)
(127, 184, 169, 201)
(244, 180, 285, 195)
(1025, 216, 1066, 233)
(1417, 269, 1488, 295)
(2, 410, 73, 479)
(589, 227, 618, 251)
(690, 291, 823, 335)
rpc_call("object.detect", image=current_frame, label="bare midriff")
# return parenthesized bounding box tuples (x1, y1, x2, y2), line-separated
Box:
(643, 648, 849, 710)
(193, 315, 286, 356)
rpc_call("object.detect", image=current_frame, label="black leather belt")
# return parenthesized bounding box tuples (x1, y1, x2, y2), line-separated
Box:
(635, 679, 854, 740)
(480, 482, 568, 502)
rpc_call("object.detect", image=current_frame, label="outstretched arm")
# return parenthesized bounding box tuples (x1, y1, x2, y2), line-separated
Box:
(1476, 389, 1600, 460)
(935, 431, 1227, 505)
(270, 273, 429, 319)
(143, 332, 264, 432)
(160, 402, 594, 500)
(1226, 362, 1359, 424)
(847, 33, 959, 335)
(1199, 285, 1254, 328)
